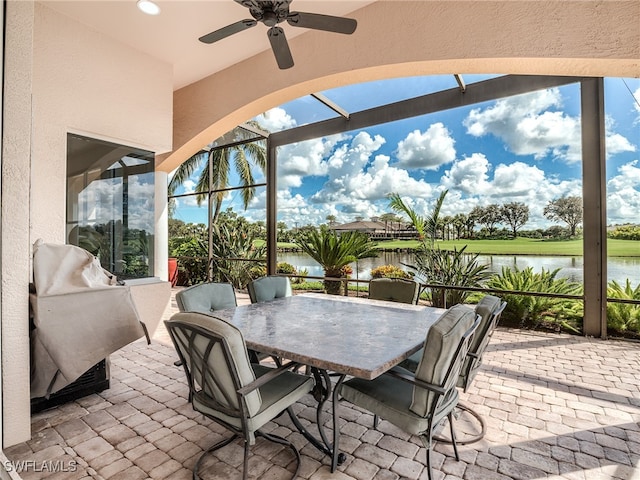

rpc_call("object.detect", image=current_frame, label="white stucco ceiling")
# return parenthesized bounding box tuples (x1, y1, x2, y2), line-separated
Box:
(43, 0, 374, 90)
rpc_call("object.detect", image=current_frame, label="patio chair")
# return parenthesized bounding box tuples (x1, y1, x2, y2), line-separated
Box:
(247, 275, 292, 303)
(165, 312, 314, 480)
(368, 277, 420, 304)
(339, 304, 480, 480)
(176, 282, 237, 313)
(400, 295, 507, 443)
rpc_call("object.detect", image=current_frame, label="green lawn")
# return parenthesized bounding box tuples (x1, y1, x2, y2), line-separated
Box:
(275, 237, 639, 257)
(374, 238, 640, 257)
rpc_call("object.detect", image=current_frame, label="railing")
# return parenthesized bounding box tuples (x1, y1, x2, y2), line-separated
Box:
(170, 258, 640, 308)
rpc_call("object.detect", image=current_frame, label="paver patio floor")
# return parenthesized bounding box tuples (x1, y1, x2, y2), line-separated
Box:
(5, 289, 640, 479)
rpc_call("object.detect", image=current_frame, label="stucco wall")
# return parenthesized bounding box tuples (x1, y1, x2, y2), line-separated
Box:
(31, 2, 172, 243)
(161, 0, 640, 172)
(1, 2, 173, 446)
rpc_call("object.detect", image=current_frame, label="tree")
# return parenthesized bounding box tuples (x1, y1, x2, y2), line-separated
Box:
(471, 204, 502, 237)
(296, 229, 378, 295)
(387, 190, 448, 243)
(543, 196, 583, 237)
(168, 135, 267, 224)
(441, 215, 454, 240)
(452, 213, 467, 239)
(500, 202, 530, 238)
(379, 212, 399, 237)
(325, 215, 337, 226)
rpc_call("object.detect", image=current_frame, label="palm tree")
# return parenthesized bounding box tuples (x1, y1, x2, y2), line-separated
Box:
(169, 135, 267, 224)
(387, 190, 448, 243)
(296, 229, 378, 295)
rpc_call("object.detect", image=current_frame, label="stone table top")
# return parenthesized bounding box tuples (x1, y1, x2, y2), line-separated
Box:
(212, 293, 446, 379)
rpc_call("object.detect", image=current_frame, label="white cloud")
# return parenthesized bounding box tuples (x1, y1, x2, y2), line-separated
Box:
(395, 123, 456, 169)
(607, 160, 640, 224)
(255, 107, 297, 132)
(310, 133, 434, 213)
(464, 89, 585, 162)
(277, 134, 345, 188)
(441, 153, 492, 195)
(464, 88, 636, 164)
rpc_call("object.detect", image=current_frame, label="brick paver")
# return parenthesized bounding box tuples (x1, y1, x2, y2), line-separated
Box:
(5, 289, 640, 479)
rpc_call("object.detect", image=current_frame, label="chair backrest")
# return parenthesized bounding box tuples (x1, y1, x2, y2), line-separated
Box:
(165, 312, 262, 419)
(247, 276, 292, 303)
(176, 282, 237, 313)
(410, 304, 479, 418)
(458, 295, 507, 391)
(368, 277, 420, 305)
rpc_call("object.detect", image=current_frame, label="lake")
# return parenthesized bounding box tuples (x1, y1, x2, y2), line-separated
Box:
(279, 251, 640, 286)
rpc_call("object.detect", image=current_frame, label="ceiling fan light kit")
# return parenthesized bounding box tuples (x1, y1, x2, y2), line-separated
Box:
(199, 0, 357, 69)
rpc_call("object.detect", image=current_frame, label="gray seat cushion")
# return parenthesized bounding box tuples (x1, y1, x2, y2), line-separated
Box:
(410, 304, 476, 417)
(368, 278, 419, 304)
(248, 276, 292, 303)
(341, 367, 458, 436)
(176, 283, 237, 312)
(399, 295, 502, 377)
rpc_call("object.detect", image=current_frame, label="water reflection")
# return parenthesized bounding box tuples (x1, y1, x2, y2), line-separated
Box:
(279, 251, 640, 285)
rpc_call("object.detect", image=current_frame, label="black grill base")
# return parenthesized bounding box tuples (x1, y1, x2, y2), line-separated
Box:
(30, 359, 110, 414)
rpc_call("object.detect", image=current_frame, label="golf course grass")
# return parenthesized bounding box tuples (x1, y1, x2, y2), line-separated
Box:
(278, 238, 640, 257)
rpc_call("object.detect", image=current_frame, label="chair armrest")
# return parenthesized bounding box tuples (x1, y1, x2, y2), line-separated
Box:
(386, 367, 447, 396)
(237, 360, 304, 396)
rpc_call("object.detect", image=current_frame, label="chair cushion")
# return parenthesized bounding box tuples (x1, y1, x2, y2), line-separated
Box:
(368, 278, 419, 304)
(458, 295, 502, 389)
(341, 367, 458, 436)
(193, 364, 313, 441)
(248, 276, 292, 303)
(469, 295, 501, 354)
(176, 283, 237, 313)
(410, 304, 475, 417)
(170, 312, 262, 417)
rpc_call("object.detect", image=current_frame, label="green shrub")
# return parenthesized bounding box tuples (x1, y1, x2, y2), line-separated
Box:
(606, 280, 640, 335)
(486, 266, 582, 332)
(410, 245, 491, 307)
(171, 238, 208, 286)
(276, 262, 297, 274)
(370, 264, 412, 279)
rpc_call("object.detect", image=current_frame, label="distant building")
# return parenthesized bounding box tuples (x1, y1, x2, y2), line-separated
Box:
(330, 220, 417, 239)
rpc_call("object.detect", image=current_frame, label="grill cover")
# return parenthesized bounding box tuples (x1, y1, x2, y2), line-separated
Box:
(30, 240, 146, 398)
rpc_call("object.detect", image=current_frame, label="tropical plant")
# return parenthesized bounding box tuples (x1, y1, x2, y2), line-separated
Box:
(485, 266, 583, 332)
(209, 221, 266, 289)
(168, 133, 267, 224)
(171, 237, 209, 286)
(296, 229, 378, 295)
(606, 280, 640, 335)
(410, 245, 491, 307)
(276, 262, 296, 275)
(387, 190, 448, 243)
(370, 264, 412, 279)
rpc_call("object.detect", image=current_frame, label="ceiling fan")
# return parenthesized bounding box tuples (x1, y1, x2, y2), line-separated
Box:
(199, 0, 357, 70)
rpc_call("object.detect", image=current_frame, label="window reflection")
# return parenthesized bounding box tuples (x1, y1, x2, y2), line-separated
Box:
(66, 134, 155, 279)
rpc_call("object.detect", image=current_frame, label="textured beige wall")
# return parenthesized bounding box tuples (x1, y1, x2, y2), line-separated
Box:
(1, 2, 173, 446)
(162, 0, 640, 173)
(2, 0, 35, 447)
(31, 2, 173, 244)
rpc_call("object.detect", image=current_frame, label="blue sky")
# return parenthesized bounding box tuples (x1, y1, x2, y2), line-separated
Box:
(172, 75, 640, 231)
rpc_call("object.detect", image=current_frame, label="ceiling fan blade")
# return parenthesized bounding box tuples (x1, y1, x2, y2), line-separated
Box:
(287, 12, 357, 34)
(199, 19, 257, 44)
(268, 26, 294, 69)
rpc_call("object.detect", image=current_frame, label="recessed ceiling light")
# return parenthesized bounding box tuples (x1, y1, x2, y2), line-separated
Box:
(137, 0, 160, 15)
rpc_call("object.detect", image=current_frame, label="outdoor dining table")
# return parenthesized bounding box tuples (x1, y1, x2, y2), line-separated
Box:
(211, 292, 446, 471)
